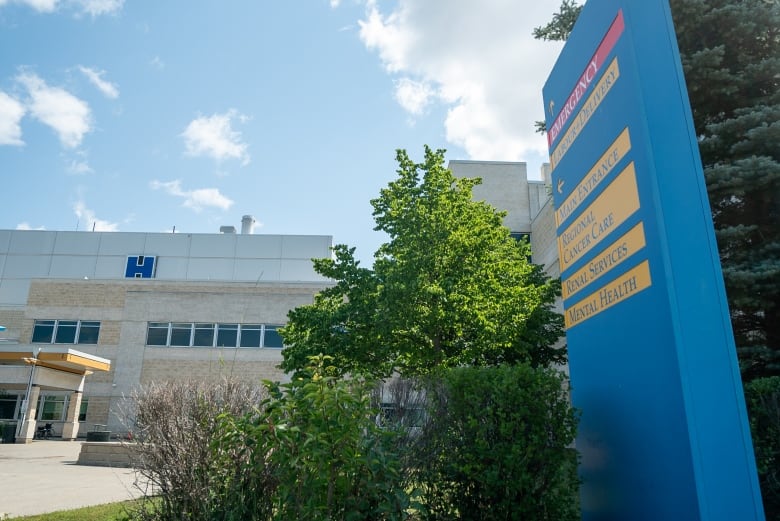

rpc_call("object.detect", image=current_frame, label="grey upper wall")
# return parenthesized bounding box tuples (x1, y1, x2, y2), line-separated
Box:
(448, 160, 552, 234)
(0, 230, 333, 306)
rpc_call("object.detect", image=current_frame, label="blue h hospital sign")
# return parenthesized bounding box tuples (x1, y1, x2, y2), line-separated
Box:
(125, 255, 156, 279)
(543, 1, 764, 519)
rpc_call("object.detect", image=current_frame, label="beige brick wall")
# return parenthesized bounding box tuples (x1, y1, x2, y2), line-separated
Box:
(98, 321, 121, 345)
(28, 281, 127, 308)
(141, 358, 285, 386)
(84, 396, 111, 428)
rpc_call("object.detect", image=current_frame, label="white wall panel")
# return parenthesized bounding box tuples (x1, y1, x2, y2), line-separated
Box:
(98, 233, 147, 255)
(189, 235, 237, 258)
(235, 235, 283, 258)
(3, 254, 51, 277)
(8, 230, 56, 254)
(143, 234, 191, 256)
(94, 256, 127, 279)
(49, 255, 98, 278)
(186, 258, 235, 280)
(279, 259, 324, 281)
(53, 232, 101, 255)
(153, 257, 189, 280)
(233, 259, 281, 281)
(281, 236, 331, 259)
(0, 231, 11, 254)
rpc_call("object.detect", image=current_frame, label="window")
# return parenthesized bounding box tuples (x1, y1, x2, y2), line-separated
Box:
(31, 320, 55, 343)
(37, 395, 66, 422)
(264, 325, 284, 348)
(510, 232, 531, 244)
(146, 322, 285, 348)
(146, 322, 170, 346)
(216, 324, 238, 347)
(32, 320, 101, 345)
(78, 397, 88, 422)
(239, 324, 262, 348)
(170, 323, 193, 347)
(193, 323, 215, 347)
(54, 321, 78, 343)
(0, 392, 21, 420)
(77, 321, 100, 344)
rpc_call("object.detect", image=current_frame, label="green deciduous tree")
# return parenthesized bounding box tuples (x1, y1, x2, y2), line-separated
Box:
(281, 146, 565, 378)
(534, 0, 780, 380)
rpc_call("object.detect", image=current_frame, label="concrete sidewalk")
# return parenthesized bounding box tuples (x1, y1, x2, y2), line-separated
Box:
(0, 440, 144, 519)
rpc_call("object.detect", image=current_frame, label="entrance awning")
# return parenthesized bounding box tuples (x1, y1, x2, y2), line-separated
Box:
(0, 347, 110, 375)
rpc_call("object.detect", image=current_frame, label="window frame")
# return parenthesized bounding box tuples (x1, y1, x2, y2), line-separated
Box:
(145, 322, 286, 349)
(32, 320, 101, 345)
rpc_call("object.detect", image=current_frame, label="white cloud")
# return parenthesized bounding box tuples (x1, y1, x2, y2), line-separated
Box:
(16, 222, 46, 230)
(0, 0, 123, 15)
(150, 179, 234, 212)
(0, 0, 58, 12)
(149, 56, 165, 70)
(67, 159, 92, 174)
(182, 110, 250, 165)
(78, 66, 119, 99)
(73, 200, 119, 231)
(0, 91, 26, 146)
(72, 0, 123, 16)
(16, 72, 92, 148)
(356, 0, 564, 161)
(393, 77, 434, 116)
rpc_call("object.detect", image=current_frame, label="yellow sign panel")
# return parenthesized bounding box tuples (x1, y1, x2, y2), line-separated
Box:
(564, 259, 652, 329)
(550, 56, 621, 171)
(557, 162, 640, 272)
(555, 127, 632, 227)
(562, 222, 646, 300)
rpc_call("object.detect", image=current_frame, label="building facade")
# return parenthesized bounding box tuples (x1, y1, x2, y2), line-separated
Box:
(0, 164, 559, 440)
(0, 226, 333, 436)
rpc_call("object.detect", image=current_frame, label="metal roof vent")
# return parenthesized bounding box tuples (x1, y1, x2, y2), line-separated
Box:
(241, 215, 256, 235)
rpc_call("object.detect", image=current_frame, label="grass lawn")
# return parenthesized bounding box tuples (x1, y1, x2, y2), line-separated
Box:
(5, 500, 141, 521)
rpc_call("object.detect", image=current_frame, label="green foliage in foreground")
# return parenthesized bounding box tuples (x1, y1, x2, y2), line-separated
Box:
(410, 364, 580, 521)
(213, 355, 413, 520)
(128, 359, 580, 520)
(6, 500, 140, 521)
(745, 376, 780, 519)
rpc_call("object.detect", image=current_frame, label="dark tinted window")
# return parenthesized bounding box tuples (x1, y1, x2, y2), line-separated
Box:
(78, 321, 100, 344)
(54, 321, 78, 344)
(147, 323, 169, 346)
(32, 320, 55, 343)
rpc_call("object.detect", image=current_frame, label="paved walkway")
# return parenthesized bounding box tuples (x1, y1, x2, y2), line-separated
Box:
(0, 440, 143, 519)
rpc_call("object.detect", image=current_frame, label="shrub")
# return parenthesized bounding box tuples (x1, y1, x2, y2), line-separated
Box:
(745, 376, 780, 519)
(409, 364, 580, 520)
(256, 355, 414, 520)
(123, 378, 268, 521)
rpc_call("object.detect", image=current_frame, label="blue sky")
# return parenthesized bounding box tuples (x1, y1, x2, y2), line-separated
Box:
(0, 0, 563, 266)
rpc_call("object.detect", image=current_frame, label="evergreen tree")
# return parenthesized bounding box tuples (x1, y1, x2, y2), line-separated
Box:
(281, 146, 565, 378)
(535, 0, 780, 380)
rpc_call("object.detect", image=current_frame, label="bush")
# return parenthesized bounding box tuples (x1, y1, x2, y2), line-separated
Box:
(745, 376, 780, 519)
(228, 355, 415, 520)
(123, 378, 269, 521)
(409, 364, 580, 520)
